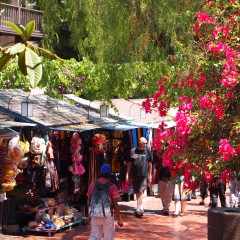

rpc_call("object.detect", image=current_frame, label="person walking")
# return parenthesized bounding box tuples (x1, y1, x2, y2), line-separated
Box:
(199, 179, 209, 205)
(87, 164, 123, 240)
(158, 165, 174, 216)
(126, 137, 153, 217)
(209, 177, 227, 208)
(172, 174, 191, 217)
(229, 172, 240, 208)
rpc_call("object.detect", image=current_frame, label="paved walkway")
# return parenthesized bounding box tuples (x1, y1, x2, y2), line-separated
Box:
(0, 189, 231, 240)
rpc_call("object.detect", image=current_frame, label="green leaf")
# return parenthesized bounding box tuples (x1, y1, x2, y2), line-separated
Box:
(0, 53, 12, 71)
(24, 21, 35, 41)
(25, 48, 42, 87)
(4, 21, 25, 41)
(18, 51, 28, 76)
(9, 43, 26, 56)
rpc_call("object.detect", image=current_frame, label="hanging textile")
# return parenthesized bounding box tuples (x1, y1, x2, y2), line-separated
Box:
(131, 129, 137, 148)
(137, 128, 143, 140)
(53, 131, 60, 172)
(128, 130, 134, 150)
(88, 147, 97, 184)
(147, 128, 153, 151)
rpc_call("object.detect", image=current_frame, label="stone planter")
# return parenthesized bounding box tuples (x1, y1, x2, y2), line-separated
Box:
(208, 207, 240, 240)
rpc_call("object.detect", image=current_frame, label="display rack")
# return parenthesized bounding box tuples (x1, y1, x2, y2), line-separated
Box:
(22, 219, 82, 236)
(21, 204, 83, 236)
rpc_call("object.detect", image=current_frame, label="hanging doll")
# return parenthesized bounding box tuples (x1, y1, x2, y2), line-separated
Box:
(69, 132, 85, 193)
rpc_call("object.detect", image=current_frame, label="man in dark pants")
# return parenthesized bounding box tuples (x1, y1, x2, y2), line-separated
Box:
(199, 179, 208, 205)
(126, 137, 153, 217)
(209, 178, 227, 208)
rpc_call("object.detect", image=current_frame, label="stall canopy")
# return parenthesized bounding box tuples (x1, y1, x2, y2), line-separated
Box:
(0, 128, 18, 139)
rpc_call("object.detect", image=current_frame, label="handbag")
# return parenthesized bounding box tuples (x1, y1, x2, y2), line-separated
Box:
(31, 154, 45, 169)
(18, 134, 30, 154)
(18, 156, 29, 169)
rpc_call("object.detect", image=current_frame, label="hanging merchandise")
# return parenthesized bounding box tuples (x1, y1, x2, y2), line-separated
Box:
(0, 136, 23, 193)
(8, 136, 24, 165)
(113, 131, 123, 139)
(31, 154, 45, 169)
(91, 133, 108, 154)
(52, 131, 60, 172)
(131, 129, 138, 148)
(18, 155, 29, 169)
(30, 136, 47, 169)
(18, 133, 30, 154)
(112, 157, 120, 173)
(0, 192, 7, 202)
(30, 136, 46, 154)
(69, 132, 85, 194)
(44, 158, 59, 193)
(47, 141, 54, 159)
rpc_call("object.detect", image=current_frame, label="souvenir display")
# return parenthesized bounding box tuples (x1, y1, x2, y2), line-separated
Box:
(1, 127, 150, 236)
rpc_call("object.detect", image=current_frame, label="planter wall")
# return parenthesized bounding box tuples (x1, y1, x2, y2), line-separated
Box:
(208, 208, 240, 240)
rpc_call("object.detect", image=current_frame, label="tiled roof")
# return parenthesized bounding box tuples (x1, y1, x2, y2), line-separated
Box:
(64, 94, 173, 126)
(0, 89, 89, 128)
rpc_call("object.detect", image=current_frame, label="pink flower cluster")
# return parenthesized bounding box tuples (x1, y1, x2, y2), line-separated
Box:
(196, 13, 215, 23)
(143, 2, 239, 186)
(218, 139, 236, 161)
(199, 93, 224, 119)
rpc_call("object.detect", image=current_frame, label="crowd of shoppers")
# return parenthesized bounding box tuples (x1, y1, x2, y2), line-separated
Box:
(86, 137, 235, 239)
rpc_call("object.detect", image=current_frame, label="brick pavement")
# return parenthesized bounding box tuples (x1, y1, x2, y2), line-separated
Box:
(0, 188, 231, 240)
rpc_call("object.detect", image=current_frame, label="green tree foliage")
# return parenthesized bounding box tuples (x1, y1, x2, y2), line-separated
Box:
(1, 1, 206, 102)
(0, 20, 64, 88)
(38, 0, 204, 66)
(40, 58, 175, 100)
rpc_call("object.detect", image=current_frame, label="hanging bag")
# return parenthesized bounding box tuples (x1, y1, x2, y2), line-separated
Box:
(30, 137, 46, 154)
(31, 154, 45, 169)
(18, 134, 30, 154)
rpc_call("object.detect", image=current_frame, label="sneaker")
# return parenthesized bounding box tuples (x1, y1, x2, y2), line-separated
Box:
(134, 210, 143, 217)
(172, 212, 179, 217)
(179, 212, 185, 217)
(192, 194, 197, 199)
(199, 200, 205, 205)
(163, 211, 169, 216)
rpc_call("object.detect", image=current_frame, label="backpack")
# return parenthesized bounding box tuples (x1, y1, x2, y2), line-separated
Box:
(89, 180, 113, 217)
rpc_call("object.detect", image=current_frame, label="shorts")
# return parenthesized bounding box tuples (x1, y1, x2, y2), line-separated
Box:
(172, 182, 191, 201)
(132, 176, 147, 194)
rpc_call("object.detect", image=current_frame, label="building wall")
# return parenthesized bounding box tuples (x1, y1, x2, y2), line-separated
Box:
(0, 35, 16, 47)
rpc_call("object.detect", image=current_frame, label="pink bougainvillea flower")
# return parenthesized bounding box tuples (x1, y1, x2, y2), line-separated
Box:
(207, 41, 225, 54)
(218, 139, 236, 161)
(236, 146, 240, 155)
(225, 92, 233, 99)
(194, 23, 201, 31)
(196, 13, 215, 23)
(196, 75, 206, 87)
(205, 171, 212, 183)
(220, 71, 239, 88)
(220, 168, 231, 184)
(142, 98, 152, 114)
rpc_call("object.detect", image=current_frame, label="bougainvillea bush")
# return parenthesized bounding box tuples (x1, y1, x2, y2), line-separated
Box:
(143, 0, 240, 188)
